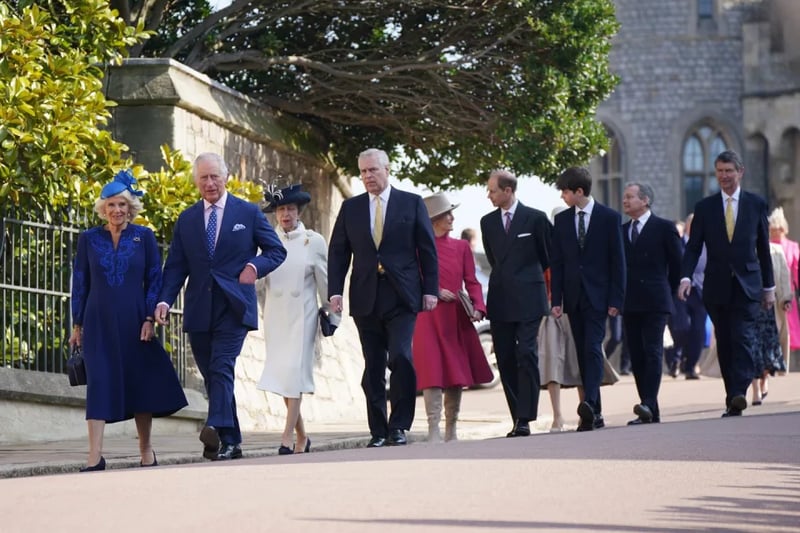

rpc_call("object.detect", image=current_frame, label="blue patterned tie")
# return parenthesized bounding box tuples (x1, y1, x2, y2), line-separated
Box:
(206, 204, 217, 258)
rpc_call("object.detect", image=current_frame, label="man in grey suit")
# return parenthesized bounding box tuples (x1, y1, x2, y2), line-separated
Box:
(480, 170, 552, 437)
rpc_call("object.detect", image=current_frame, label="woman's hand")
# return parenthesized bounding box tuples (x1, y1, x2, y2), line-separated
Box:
(140, 319, 155, 342)
(68, 326, 82, 348)
(439, 288, 457, 302)
(471, 309, 485, 322)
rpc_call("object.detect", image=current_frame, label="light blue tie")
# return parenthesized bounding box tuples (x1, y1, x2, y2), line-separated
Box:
(206, 204, 217, 258)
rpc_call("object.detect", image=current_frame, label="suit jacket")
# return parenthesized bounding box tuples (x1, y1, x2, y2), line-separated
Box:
(682, 191, 774, 304)
(480, 202, 551, 321)
(622, 213, 683, 314)
(327, 187, 438, 316)
(551, 202, 626, 314)
(160, 194, 286, 331)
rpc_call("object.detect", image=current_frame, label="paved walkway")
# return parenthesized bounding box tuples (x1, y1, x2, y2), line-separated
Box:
(2, 371, 798, 478)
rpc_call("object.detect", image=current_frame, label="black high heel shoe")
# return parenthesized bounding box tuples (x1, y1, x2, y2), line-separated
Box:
(79, 456, 106, 472)
(140, 451, 158, 467)
(296, 437, 311, 453)
(278, 444, 294, 455)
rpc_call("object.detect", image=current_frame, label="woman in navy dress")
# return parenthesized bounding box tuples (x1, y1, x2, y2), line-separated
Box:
(69, 171, 187, 471)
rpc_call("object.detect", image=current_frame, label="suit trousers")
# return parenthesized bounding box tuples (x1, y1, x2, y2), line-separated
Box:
(705, 278, 760, 406)
(491, 317, 543, 422)
(189, 283, 247, 445)
(568, 292, 608, 414)
(624, 312, 669, 419)
(353, 276, 418, 438)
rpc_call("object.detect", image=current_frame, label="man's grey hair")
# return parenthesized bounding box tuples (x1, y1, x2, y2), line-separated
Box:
(194, 153, 229, 177)
(626, 182, 654, 207)
(358, 148, 390, 168)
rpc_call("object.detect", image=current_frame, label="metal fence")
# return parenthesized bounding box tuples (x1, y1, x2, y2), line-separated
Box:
(0, 212, 188, 384)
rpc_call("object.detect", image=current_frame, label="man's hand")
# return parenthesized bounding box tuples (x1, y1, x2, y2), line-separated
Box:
(155, 303, 170, 325)
(423, 295, 438, 311)
(239, 265, 257, 285)
(762, 290, 776, 309)
(677, 280, 692, 301)
(607, 307, 619, 317)
(330, 295, 343, 314)
(551, 306, 562, 318)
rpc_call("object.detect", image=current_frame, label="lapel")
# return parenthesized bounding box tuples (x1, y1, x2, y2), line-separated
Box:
(214, 194, 239, 256)
(494, 206, 524, 263)
(711, 192, 731, 244)
(731, 192, 749, 243)
(188, 200, 206, 246)
(556, 209, 581, 254)
(355, 193, 376, 250)
(622, 220, 632, 248)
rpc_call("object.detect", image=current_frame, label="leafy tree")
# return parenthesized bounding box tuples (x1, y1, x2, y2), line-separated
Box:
(128, 0, 619, 188)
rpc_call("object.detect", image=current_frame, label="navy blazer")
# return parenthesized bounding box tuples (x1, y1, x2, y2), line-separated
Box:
(550, 201, 626, 314)
(159, 194, 286, 331)
(622, 213, 683, 314)
(682, 190, 774, 304)
(327, 187, 438, 316)
(480, 203, 551, 321)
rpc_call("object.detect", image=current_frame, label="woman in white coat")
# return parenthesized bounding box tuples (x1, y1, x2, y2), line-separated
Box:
(258, 184, 338, 454)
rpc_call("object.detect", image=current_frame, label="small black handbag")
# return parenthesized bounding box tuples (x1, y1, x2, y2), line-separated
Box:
(318, 308, 337, 337)
(67, 345, 87, 386)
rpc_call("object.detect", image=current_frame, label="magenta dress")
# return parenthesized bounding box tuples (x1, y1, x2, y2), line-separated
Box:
(774, 236, 800, 350)
(412, 235, 493, 389)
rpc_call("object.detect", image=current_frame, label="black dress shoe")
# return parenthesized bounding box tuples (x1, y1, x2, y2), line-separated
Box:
(506, 420, 531, 437)
(633, 403, 653, 423)
(366, 436, 386, 448)
(721, 408, 742, 418)
(387, 429, 407, 446)
(593, 415, 605, 429)
(199, 425, 220, 460)
(730, 395, 747, 412)
(216, 443, 243, 460)
(80, 456, 106, 472)
(627, 418, 649, 426)
(577, 401, 594, 427)
(685, 372, 700, 380)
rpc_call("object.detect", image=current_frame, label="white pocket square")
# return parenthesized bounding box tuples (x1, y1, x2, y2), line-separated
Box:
(517, 232, 531, 238)
(232, 224, 246, 232)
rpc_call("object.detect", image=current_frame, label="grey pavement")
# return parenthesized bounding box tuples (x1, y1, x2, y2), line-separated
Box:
(1, 369, 799, 479)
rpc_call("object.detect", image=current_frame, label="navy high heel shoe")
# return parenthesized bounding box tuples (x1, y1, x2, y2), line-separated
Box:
(140, 451, 158, 467)
(80, 456, 106, 472)
(278, 444, 294, 455)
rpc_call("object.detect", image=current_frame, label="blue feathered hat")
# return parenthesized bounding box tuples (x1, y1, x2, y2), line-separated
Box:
(263, 183, 311, 213)
(100, 170, 144, 199)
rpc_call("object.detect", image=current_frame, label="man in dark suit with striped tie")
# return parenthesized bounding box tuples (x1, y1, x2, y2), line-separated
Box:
(621, 183, 683, 425)
(678, 150, 775, 417)
(550, 167, 626, 431)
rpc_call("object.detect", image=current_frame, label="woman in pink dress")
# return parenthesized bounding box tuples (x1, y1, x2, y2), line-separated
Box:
(769, 207, 799, 372)
(413, 193, 493, 442)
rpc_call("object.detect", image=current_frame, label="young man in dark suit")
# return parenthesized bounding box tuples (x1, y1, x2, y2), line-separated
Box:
(621, 183, 683, 425)
(550, 167, 625, 431)
(156, 153, 287, 460)
(480, 170, 552, 437)
(678, 150, 775, 417)
(328, 148, 438, 447)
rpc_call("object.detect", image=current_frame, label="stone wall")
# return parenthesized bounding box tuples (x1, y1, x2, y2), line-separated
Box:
(105, 58, 368, 433)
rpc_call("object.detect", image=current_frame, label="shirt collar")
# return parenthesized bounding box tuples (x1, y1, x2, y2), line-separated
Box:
(204, 191, 228, 210)
(724, 187, 741, 202)
(633, 209, 652, 226)
(502, 199, 519, 217)
(371, 186, 391, 204)
(576, 196, 595, 216)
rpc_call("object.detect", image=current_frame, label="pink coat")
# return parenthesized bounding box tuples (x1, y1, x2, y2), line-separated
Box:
(413, 236, 493, 389)
(774, 236, 800, 349)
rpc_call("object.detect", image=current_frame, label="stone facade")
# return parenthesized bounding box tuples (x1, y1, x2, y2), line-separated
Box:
(595, 0, 799, 233)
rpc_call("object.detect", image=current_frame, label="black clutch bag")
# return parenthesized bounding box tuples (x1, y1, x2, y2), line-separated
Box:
(67, 345, 87, 386)
(318, 308, 337, 337)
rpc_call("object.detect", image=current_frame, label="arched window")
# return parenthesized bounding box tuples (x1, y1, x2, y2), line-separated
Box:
(590, 126, 623, 212)
(682, 125, 729, 215)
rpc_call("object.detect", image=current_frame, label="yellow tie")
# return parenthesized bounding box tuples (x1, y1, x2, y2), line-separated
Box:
(373, 196, 383, 247)
(725, 196, 735, 242)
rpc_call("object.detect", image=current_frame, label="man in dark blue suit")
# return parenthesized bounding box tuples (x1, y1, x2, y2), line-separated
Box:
(550, 167, 625, 431)
(480, 170, 552, 438)
(678, 150, 775, 417)
(328, 148, 438, 447)
(621, 183, 682, 425)
(156, 153, 286, 460)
